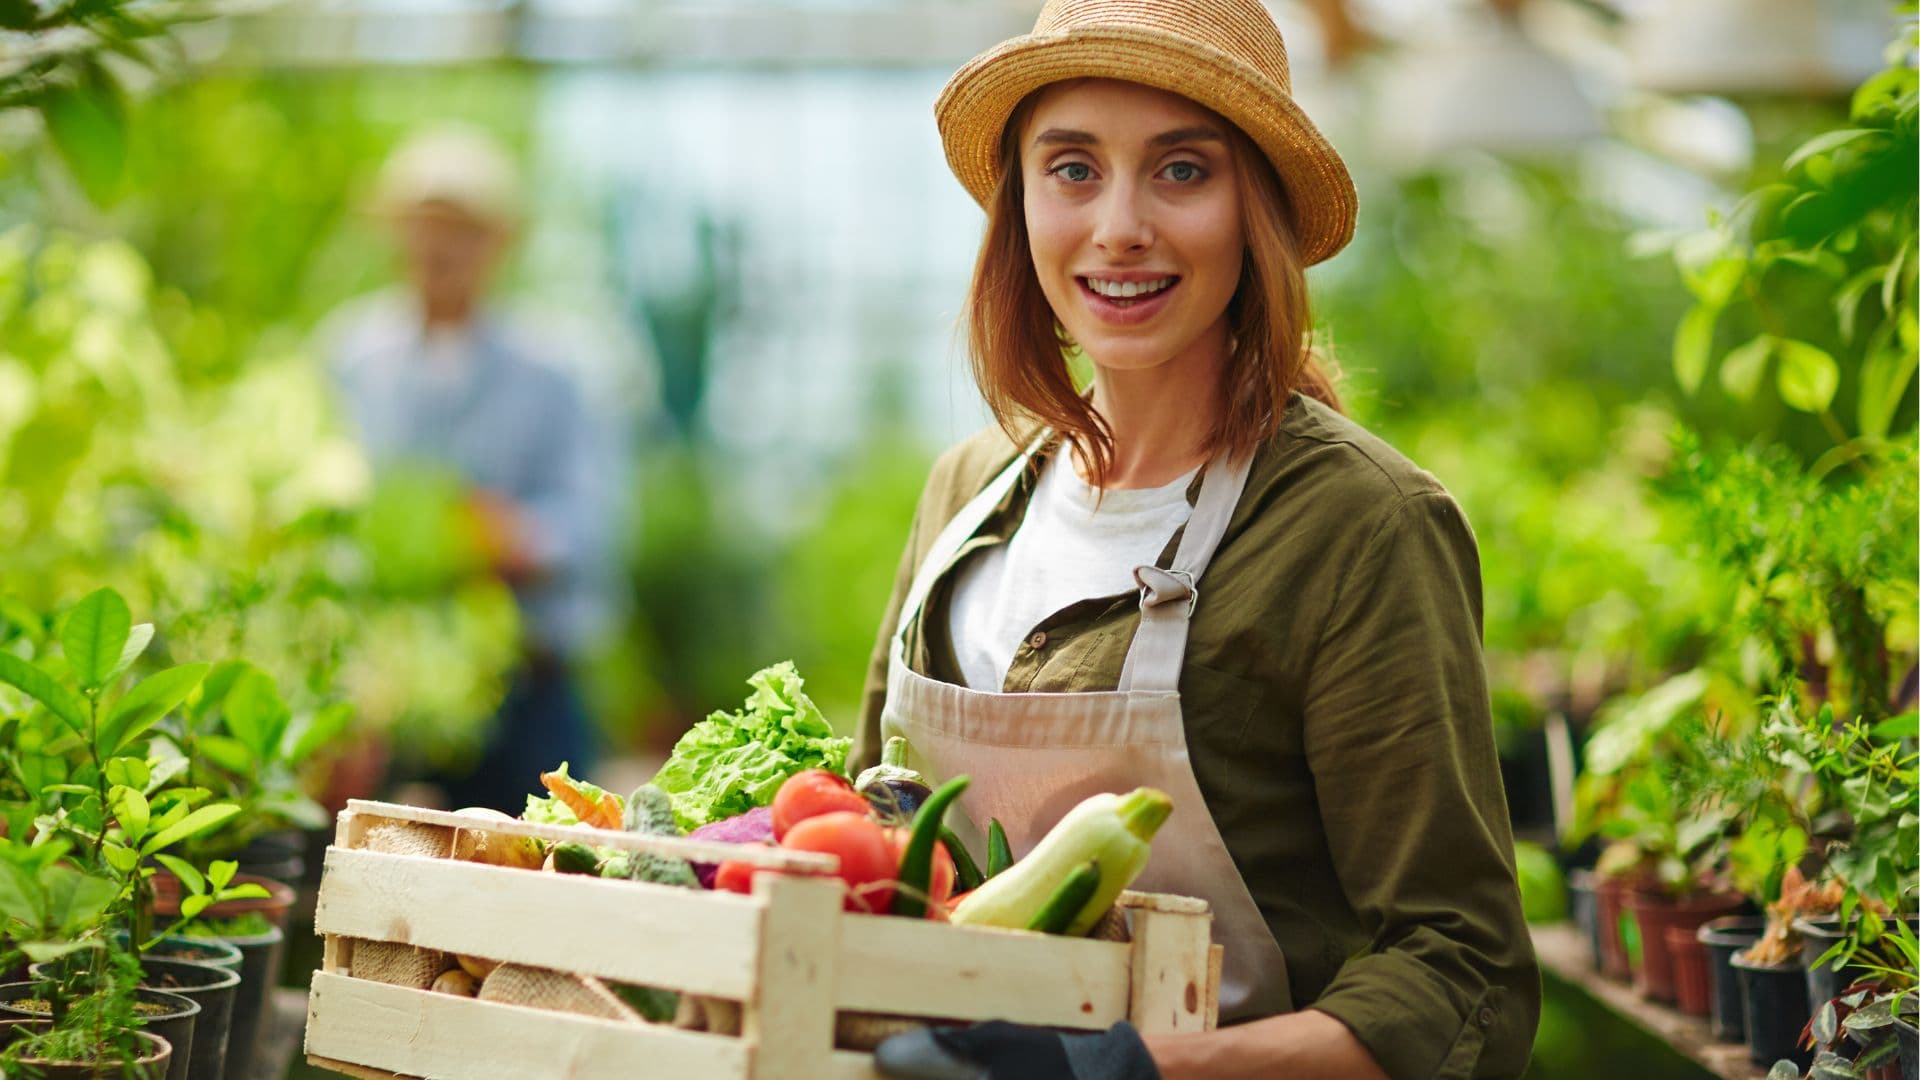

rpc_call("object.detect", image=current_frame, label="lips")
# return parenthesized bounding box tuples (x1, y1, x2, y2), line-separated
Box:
(1076, 275, 1181, 326)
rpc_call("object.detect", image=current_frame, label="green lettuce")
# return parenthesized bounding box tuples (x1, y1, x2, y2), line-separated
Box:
(650, 662, 850, 831)
(522, 761, 619, 826)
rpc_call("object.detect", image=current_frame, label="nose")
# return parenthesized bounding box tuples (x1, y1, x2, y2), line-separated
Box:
(1090, 180, 1152, 255)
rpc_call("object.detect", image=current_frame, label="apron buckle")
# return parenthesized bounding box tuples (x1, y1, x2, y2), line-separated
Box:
(1134, 565, 1198, 616)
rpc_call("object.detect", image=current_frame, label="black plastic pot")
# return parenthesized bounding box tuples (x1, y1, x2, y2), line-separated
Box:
(0, 1019, 171, 1079)
(108, 930, 243, 972)
(1730, 953, 1813, 1069)
(1893, 1013, 1917, 1080)
(1699, 916, 1766, 1043)
(0, 981, 197, 1080)
(232, 828, 308, 887)
(1796, 915, 1920, 1011)
(200, 922, 285, 1080)
(1568, 869, 1601, 971)
(138, 956, 240, 1080)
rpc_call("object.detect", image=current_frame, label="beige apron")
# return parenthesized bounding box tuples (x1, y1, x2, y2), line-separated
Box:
(880, 440, 1293, 1022)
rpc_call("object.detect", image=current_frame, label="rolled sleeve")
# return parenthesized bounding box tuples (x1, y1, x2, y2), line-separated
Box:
(1301, 491, 1539, 1079)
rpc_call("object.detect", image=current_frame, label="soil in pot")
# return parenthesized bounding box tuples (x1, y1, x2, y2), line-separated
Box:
(0, 1019, 171, 1080)
(1665, 925, 1713, 1017)
(0, 982, 197, 1080)
(151, 871, 298, 929)
(166, 917, 285, 1080)
(1624, 889, 1746, 1005)
(137, 957, 240, 1080)
(1700, 915, 1766, 1043)
(1729, 952, 1813, 1069)
(108, 931, 242, 973)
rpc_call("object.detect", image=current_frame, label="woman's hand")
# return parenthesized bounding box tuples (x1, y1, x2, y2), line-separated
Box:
(872, 1009, 1388, 1080)
(1144, 1010, 1389, 1080)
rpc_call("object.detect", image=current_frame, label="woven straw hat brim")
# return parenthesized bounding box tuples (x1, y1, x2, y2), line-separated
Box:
(936, 26, 1357, 266)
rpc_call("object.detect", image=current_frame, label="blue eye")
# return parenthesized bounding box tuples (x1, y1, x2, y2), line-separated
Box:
(1164, 161, 1203, 182)
(1052, 162, 1093, 182)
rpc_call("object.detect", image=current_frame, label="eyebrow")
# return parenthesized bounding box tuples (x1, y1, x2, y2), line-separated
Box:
(1030, 125, 1227, 150)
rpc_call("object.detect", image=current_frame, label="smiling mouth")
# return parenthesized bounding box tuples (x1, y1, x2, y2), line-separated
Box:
(1078, 275, 1180, 307)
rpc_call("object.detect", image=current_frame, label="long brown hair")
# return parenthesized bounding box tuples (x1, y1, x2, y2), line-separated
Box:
(963, 90, 1341, 487)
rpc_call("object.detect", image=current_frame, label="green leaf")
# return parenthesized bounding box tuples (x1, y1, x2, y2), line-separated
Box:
(100, 663, 209, 755)
(103, 756, 150, 792)
(1674, 230, 1747, 307)
(42, 864, 117, 932)
(0, 651, 88, 737)
(1720, 335, 1773, 402)
(40, 72, 127, 207)
(107, 624, 153, 685)
(1785, 129, 1882, 173)
(187, 660, 250, 727)
(140, 802, 240, 855)
(1813, 1000, 1839, 1044)
(1883, 240, 1910, 316)
(1870, 711, 1919, 741)
(101, 841, 138, 874)
(0, 856, 45, 926)
(1835, 266, 1883, 342)
(288, 702, 354, 763)
(216, 883, 270, 903)
(180, 894, 211, 920)
(1846, 998, 1897, 1031)
(20, 940, 93, 964)
(60, 587, 131, 691)
(1768, 1059, 1801, 1080)
(222, 667, 289, 765)
(1856, 347, 1918, 441)
(206, 859, 236, 890)
(1673, 303, 1718, 394)
(196, 735, 252, 774)
(153, 853, 204, 896)
(1776, 339, 1841, 413)
(111, 785, 149, 842)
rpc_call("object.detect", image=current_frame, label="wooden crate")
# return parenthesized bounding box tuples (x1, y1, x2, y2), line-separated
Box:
(305, 800, 1221, 1079)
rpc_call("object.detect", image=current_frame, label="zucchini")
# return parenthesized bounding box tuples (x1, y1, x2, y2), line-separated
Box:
(951, 787, 1171, 937)
(1026, 860, 1100, 934)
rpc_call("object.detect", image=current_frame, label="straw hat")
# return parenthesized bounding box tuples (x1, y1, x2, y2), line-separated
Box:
(935, 0, 1357, 266)
(374, 124, 523, 226)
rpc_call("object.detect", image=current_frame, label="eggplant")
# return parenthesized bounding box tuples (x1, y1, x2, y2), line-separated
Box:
(855, 736, 934, 825)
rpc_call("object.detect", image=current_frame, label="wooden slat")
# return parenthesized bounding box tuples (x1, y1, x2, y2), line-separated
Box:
(1127, 906, 1213, 1034)
(307, 1054, 408, 1079)
(1117, 890, 1210, 916)
(316, 847, 763, 998)
(835, 914, 1132, 1029)
(346, 799, 837, 872)
(306, 972, 748, 1079)
(744, 873, 841, 1079)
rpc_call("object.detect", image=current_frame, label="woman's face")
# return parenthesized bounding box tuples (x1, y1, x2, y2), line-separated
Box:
(1020, 79, 1244, 376)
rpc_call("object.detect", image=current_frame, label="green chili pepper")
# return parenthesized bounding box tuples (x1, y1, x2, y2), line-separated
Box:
(941, 826, 985, 893)
(893, 775, 970, 918)
(986, 818, 1013, 879)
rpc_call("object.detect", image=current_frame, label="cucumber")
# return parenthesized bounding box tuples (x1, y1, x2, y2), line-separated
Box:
(1026, 860, 1101, 934)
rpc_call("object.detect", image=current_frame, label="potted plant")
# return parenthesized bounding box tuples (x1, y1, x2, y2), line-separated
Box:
(0, 588, 270, 1077)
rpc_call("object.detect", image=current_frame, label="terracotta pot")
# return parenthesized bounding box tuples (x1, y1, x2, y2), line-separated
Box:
(1624, 889, 1746, 1004)
(1595, 874, 1637, 980)
(0, 1020, 171, 1079)
(1666, 924, 1713, 1016)
(321, 735, 390, 816)
(150, 871, 297, 929)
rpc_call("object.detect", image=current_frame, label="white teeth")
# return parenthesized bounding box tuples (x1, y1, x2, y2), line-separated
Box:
(1086, 276, 1173, 298)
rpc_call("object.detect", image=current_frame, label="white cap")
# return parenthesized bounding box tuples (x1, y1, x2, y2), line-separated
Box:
(373, 124, 522, 224)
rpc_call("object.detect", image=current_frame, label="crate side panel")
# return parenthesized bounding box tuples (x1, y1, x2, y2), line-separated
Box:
(316, 847, 760, 999)
(835, 916, 1132, 1029)
(306, 972, 748, 1080)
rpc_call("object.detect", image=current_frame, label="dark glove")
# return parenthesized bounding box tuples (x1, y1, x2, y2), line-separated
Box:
(873, 1019, 1160, 1080)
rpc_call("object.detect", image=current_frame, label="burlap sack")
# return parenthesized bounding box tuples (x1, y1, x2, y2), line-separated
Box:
(362, 820, 454, 859)
(478, 963, 642, 1023)
(350, 940, 448, 989)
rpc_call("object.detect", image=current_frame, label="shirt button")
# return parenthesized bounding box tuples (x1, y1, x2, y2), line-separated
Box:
(1477, 1006, 1496, 1028)
(1027, 631, 1048, 650)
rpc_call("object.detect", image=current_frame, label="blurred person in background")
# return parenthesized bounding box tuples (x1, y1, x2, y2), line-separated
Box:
(320, 125, 624, 811)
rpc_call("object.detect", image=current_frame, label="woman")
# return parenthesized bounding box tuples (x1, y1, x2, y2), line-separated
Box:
(855, 1, 1539, 1077)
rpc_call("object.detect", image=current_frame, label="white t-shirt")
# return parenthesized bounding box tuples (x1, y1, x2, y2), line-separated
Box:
(947, 452, 1198, 691)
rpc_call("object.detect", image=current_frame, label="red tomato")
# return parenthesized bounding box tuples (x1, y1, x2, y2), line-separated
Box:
(771, 770, 870, 840)
(713, 860, 758, 894)
(885, 827, 955, 917)
(781, 811, 897, 913)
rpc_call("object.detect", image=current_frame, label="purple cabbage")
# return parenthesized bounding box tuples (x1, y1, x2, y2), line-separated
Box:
(686, 806, 775, 888)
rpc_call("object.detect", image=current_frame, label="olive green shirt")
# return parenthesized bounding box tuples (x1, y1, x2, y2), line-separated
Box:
(853, 394, 1540, 1079)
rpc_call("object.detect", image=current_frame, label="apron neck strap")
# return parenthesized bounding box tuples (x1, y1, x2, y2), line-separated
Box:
(1117, 450, 1254, 692)
(893, 434, 1047, 653)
